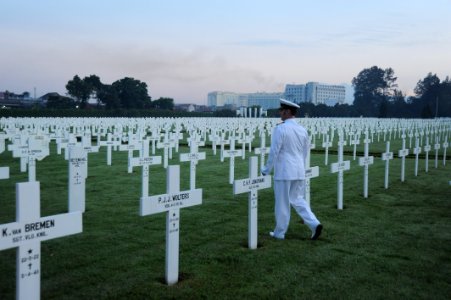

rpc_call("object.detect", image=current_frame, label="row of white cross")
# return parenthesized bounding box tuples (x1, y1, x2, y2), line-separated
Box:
(0, 117, 450, 299)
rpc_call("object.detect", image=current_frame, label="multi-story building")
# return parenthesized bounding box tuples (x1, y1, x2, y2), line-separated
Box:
(305, 82, 345, 106)
(284, 84, 306, 103)
(208, 82, 346, 109)
(207, 91, 243, 108)
(208, 91, 283, 110)
(248, 92, 284, 110)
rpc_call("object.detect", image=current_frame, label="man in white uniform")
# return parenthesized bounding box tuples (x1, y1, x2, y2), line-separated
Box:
(261, 99, 322, 240)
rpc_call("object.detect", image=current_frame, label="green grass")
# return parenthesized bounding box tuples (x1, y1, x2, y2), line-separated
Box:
(0, 139, 450, 299)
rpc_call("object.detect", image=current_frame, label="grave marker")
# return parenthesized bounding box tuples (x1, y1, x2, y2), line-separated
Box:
(305, 143, 319, 205)
(68, 146, 88, 213)
(424, 136, 431, 173)
(140, 165, 202, 285)
(434, 135, 440, 169)
(398, 133, 409, 182)
(180, 138, 206, 190)
(413, 137, 421, 176)
(0, 181, 82, 300)
(358, 133, 374, 198)
(254, 130, 269, 170)
(330, 137, 350, 209)
(224, 138, 243, 184)
(233, 157, 271, 249)
(98, 134, 121, 166)
(129, 141, 162, 198)
(443, 137, 448, 166)
(381, 141, 394, 189)
(322, 134, 332, 165)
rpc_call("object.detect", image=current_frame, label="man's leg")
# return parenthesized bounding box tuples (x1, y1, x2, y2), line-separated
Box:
(289, 180, 320, 231)
(272, 180, 291, 239)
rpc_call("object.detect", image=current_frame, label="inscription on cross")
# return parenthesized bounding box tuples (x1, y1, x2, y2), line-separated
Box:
(0, 182, 82, 300)
(254, 130, 269, 170)
(423, 136, 431, 172)
(180, 136, 206, 190)
(140, 165, 202, 285)
(358, 133, 374, 198)
(381, 141, 394, 189)
(224, 138, 243, 184)
(305, 143, 319, 205)
(129, 141, 162, 198)
(68, 146, 88, 213)
(233, 157, 271, 249)
(398, 132, 409, 182)
(330, 137, 350, 210)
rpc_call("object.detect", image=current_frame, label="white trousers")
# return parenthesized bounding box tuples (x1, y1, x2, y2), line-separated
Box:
(273, 180, 320, 239)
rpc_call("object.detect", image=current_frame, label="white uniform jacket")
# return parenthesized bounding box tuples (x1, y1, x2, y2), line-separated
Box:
(261, 118, 310, 180)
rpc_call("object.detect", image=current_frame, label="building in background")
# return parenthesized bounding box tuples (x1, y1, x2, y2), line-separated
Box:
(284, 82, 346, 106)
(284, 84, 306, 103)
(248, 92, 284, 109)
(207, 91, 242, 108)
(208, 82, 346, 109)
(208, 91, 283, 110)
(304, 82, 345, 106)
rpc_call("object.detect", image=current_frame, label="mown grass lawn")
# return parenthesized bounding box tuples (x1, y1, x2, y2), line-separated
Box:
(0, 138, 450, 299)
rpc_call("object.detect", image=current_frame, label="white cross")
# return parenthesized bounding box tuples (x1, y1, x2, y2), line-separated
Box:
(98, 134, 121, 166)
(208, 132, 219, 156)
(443, 136, 448, 166)
(381, 141, 394, 189)
(350, 132, 360, 160)
(0, 166, 9, 180)
(68, 146, 88, 213)
(157, 132, 175, 169)
(129, 141, 162, 198)
(148, 129, 162, 155)
(434, 135, 440, 169)
(305, 143, 319, 205)
(254, 130, 269, 170)
(11, 137, 49, 182)
(140, 165, 202, 285)
(424, 136, 431, 173)
(119, 139, 140, 173)
(0, 132, 7, 154)
(398, 133, 409, 182)
(330, 137, 350, 210)
(233, 156, 271, 249)
(0, 181, 82, 300)
(322, 134, 332, 165)
(8, 135, 29, 172)
(224, 138, 243, 184)
(218, 132, 230, 162)
(413, 137, 422, 177)
(358, 133, 374, 198)
(180, 138, 206, 190)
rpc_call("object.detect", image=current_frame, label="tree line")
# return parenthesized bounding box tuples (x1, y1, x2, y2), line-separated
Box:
(46, 67, 450, 118)
(267, 66, 450, 118)
(47, 75, 174, 110)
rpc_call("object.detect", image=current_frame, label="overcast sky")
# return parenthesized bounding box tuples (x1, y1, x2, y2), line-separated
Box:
(1, 0, 450, 104)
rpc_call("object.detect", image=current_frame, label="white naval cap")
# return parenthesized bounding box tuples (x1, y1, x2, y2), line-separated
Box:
(279, 98, 300, 108)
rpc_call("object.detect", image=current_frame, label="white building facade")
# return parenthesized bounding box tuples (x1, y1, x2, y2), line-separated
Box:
(208, 82, 345, 108)
(284, 82, 346, 106)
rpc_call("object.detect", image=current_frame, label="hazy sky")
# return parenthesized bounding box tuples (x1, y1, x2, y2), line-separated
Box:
(1, 0, 450, 104)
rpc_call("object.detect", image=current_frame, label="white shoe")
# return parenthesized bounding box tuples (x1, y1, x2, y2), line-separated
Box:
(269, 231, 284, 240)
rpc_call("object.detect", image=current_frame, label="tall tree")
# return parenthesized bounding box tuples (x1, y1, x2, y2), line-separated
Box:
(414, 73, 451, 118)
(112, 77, 151, 109)
(352, 66, 398, 117)
(96, 84, 121, 110)
(65, 75, 92, 108)
(150, 97, 174, 110)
